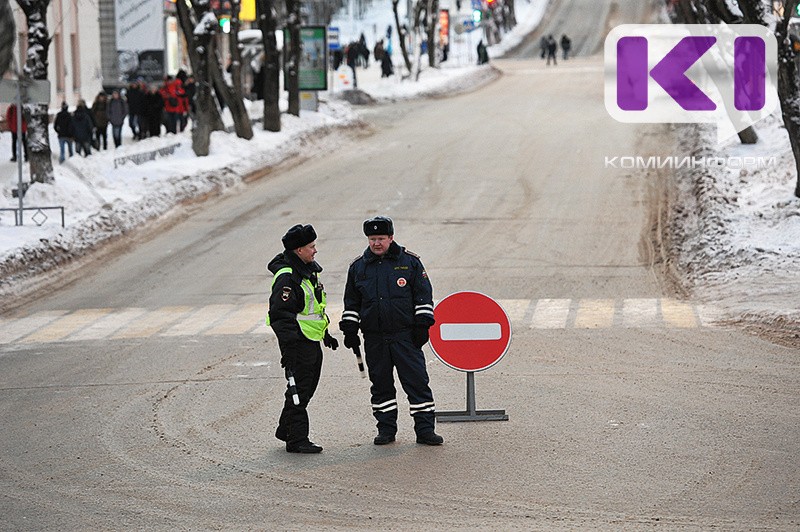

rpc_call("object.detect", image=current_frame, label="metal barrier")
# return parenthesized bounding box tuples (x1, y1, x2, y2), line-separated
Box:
(0, 206, 66, 227)
(113, 142, 182, 169)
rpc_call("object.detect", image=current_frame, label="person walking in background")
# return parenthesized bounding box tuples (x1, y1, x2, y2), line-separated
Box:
(53, 102, 74, 163)
(267, 224, 339, 454)
(145, 86, 164, 138)
(176, 70, 191, 132)
(546, 34, 558, 66)
(161, 74, 185, 134)
(539, 35, 548, 59)
(107, 90, 128, 148)
(136, 81, 150, 139)
(477, 39, 489, 65)
(340, 216, 443, 447)
(126, 81, 143, 140)
(561, 34, 572, 60)
(90, 92, 109, 150)
(5, 103, 27, 162)
(72, 100, 95, 157)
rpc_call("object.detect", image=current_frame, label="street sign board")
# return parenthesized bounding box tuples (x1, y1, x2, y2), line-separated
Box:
(0, 79, 51, 104)
(430, 291, 511, 372)
(328, 26, 340, 51)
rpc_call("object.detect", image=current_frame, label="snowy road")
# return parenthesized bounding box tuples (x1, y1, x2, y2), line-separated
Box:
(1, 2, 799, 530)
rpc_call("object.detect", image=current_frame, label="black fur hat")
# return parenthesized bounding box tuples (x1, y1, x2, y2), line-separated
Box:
(282, 224, 317, 250)
(363, 216, 394, 236)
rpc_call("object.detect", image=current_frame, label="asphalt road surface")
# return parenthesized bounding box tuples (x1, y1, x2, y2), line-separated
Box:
(1, 1, 798, 529)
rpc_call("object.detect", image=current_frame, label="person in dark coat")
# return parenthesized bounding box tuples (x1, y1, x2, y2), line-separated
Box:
(145, 86, 164, 138)
(477, 39, 489, 65)
(107, 90, 128, 148)
(346, 42, 359, 88)
(381, 48, 394, 77)
(561, 34, 572, 60)
(546, 34, 558, 66)
(340, 216, 443, 447)
(53, 101, 74, 163)
(91, 92, 109, 150)
(72, 100, 95, 157)
(267, 224, 339, 453)
(126, 82, 144, 139)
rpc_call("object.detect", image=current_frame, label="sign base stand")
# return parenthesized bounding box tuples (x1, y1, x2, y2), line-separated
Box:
(436, 371, 508, 422)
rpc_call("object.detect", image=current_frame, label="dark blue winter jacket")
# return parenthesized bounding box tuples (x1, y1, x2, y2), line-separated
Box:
(341, 241, 434, 335)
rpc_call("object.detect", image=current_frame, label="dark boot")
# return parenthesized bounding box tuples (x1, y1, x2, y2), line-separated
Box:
(416, 432, 444, 445)
(373, 433, 396, 445)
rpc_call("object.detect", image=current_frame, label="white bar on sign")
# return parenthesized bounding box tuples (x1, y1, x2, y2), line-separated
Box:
(440, 323, 502, 341)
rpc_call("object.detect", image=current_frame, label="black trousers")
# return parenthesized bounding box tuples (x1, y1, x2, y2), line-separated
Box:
(364, 331, 435, 436)
(277, 339, 323, 445)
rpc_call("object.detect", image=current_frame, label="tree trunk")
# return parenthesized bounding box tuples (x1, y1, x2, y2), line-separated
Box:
(738, 0, 800, 196)
(209, 40, 253, 139)
(176, 0, 225, 132)
(0, 0, 14, 76)
(192, 14, 217, 156)
(225, 2, 253, 139)
(427, 0, 438, 67)
(16, 0, 53, 184)
(285, 0, 300, 116)
(393, 0, 413, 74)
(257, 0, 281, 131)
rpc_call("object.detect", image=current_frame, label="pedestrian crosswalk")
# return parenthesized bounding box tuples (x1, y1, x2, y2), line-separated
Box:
(0, 298, 724, 346)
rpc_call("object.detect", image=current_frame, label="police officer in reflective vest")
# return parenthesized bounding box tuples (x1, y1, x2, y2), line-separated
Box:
(340, 216, 443, 446)
(267, 224, 338, 453)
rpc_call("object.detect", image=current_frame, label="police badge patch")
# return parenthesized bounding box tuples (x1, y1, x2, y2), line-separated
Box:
(281, 286, 292, 301)
(397, 277, 407, 287)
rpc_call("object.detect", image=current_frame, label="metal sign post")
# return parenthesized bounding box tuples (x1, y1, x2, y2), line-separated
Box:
(0, 77, 52, 226)
(437, 371, 508, 422)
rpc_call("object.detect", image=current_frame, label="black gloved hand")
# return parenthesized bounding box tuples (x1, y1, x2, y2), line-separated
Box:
(280, 353, 296, 369)
(343, 331, 361, 350)
(323, 331, 339, 350)
(412, 326, 429, 348)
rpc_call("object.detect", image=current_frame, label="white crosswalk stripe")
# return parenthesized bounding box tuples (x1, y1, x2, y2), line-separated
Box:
(0, 298, 722, 346)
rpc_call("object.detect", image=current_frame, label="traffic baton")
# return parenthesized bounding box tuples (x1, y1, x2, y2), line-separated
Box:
(353, 345, 366, 378)
(286, 369, 300, 405)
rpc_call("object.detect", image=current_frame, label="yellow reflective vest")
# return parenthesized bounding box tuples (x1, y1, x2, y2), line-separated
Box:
(266, 267, 329, 341)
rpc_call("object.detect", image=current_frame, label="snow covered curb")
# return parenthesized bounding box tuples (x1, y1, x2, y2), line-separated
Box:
(667, 114, 800, 330)
(0, 104, 364, 301)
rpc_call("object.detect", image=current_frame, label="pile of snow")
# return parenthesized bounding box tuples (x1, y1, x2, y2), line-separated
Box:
(668, 112, 800, 326)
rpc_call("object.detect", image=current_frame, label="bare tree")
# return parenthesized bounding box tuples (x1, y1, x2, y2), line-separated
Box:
(668, 0, 759, 143)
(175, 0, 225, 132)
(737, 0, 800, 197)
(426, 0, 438, 67)
(192, 10, 218, 156)
(0, 0, 14, 76)
(285, 0, 300, 116)
(392, 0, 413, 74)
(257, 0, 281, 131)
(208, 38, 253, 140)
(16, 0, 53, 183)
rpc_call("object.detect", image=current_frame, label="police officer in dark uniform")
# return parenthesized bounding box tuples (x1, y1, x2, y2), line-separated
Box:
(267, 224, 338, 453)
(340, 216, 443, 446)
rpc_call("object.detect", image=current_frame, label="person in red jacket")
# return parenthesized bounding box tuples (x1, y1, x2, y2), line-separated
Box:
(160, 75, 185, 134)
(5, 104, 28, 162)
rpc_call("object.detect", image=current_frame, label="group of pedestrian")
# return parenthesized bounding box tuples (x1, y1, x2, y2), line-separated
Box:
(539, 34, 572, 65)
(51, 92, 128, 163)
(267, 216, 442, 454)
(45, 70, 195, 164)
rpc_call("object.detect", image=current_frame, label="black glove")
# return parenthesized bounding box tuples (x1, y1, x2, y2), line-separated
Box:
(323, 331, 339, 350)
(412, 326, 429, 348)
(280, 353, 296, 369)
(343, 331, 361, 350)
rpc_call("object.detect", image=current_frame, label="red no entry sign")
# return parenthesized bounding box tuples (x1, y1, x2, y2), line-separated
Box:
(429, 291, 511, 372)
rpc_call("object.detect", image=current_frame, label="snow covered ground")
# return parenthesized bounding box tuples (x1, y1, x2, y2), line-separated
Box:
(1, 0, 799, 339)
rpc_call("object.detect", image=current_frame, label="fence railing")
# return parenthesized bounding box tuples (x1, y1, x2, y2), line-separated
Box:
(113, 142, 182, 169)
(0, 206, 66, 227)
